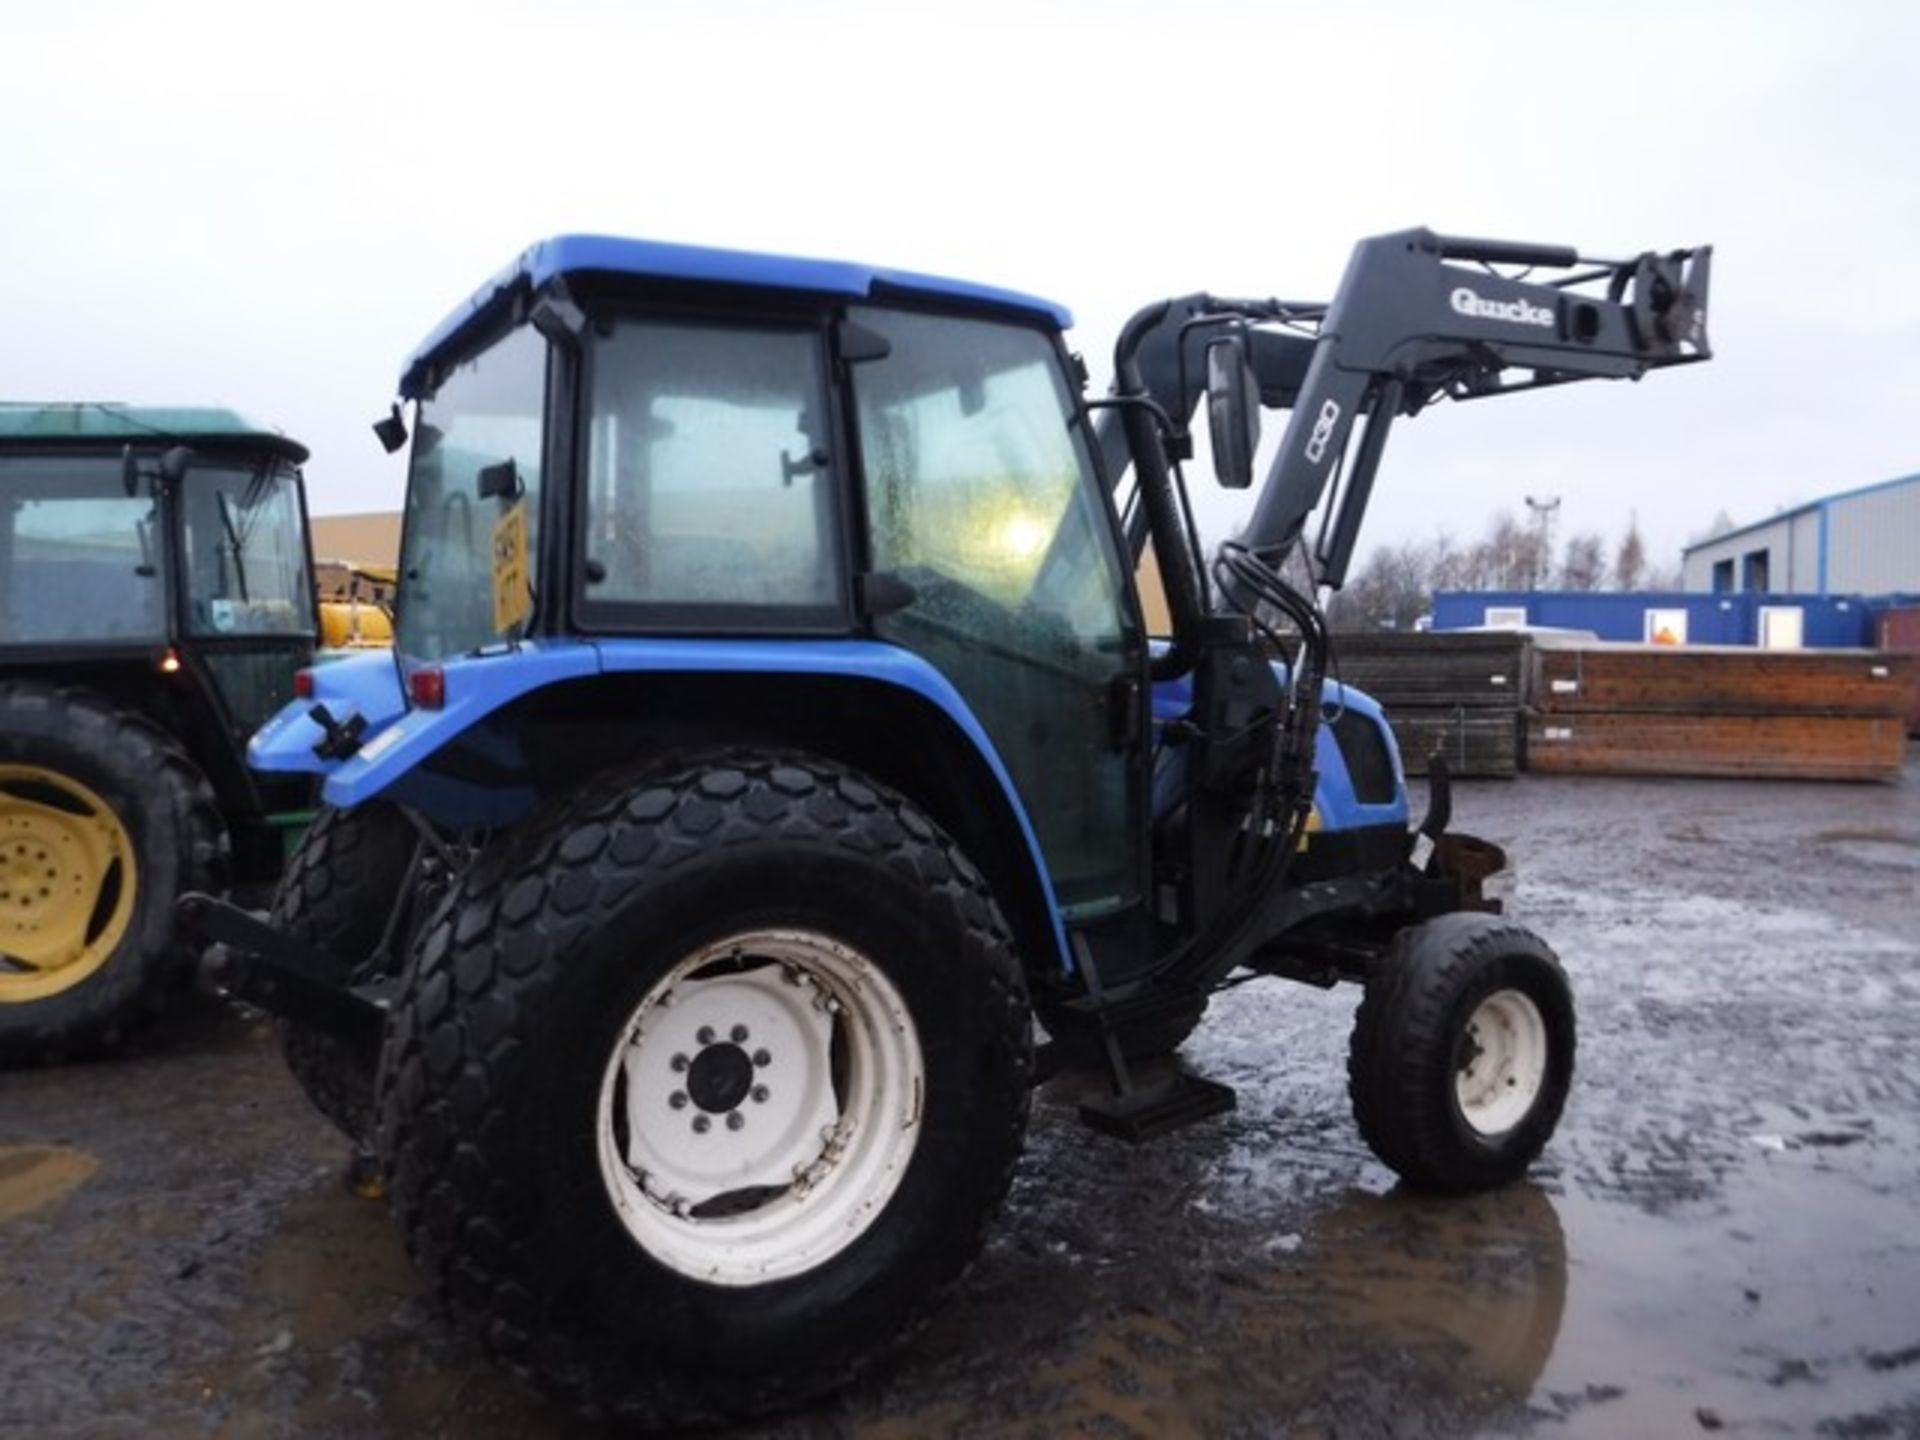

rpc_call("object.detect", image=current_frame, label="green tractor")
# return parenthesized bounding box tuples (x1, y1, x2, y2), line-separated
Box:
(0, 403, 319, 1061)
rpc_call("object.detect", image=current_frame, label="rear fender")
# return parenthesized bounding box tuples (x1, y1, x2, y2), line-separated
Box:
(246, 637, 1072, 973)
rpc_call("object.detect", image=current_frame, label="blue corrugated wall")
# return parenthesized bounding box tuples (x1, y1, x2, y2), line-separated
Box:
(1428, 590, 1902, 646)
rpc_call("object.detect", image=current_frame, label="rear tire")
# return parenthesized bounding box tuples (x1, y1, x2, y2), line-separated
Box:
(1348, 913, 1575, 1192)
(269, 801, 422, 1141)
(377, 751, 1032, 1427)
(0, 681, 225, 1064)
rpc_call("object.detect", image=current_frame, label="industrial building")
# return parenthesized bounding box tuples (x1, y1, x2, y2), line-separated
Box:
(1430, 589, 1889, 648)
(1679, 472, 1920, 596)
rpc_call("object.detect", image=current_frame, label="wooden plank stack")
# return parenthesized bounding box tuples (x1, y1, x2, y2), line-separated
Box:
(1329, 632, 1528, 778)
(1525, 642, 1914, 782)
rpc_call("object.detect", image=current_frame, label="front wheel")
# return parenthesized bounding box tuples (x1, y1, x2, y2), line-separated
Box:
(1347, 914, 1575, 1192)
(377, 752, 1032, 1427)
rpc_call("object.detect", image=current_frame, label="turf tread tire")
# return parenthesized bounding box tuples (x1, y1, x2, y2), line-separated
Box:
(270, 801, 418, 1140)
(376, 749, 1033, 1427)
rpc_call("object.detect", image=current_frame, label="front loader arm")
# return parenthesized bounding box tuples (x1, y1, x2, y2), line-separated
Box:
(1239, 228, 1711, 582)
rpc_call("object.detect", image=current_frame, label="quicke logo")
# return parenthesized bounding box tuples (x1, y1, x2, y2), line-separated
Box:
(1450, 286, 1555, 329)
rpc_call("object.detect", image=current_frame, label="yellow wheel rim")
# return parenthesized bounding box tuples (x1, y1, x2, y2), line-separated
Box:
(0, 765, 138, 1003)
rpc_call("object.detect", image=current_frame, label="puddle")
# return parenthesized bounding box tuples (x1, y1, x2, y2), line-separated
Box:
(0, 1144, 98, 1223)
(1023, 1183, 1567, 1437)
(1534, 1121, 1920, 1436)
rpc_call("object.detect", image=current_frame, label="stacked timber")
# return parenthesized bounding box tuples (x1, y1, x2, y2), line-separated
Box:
(1329, 632, 1527, 778)
(1876, 606, 1920, 734)
(1525, 642, 1915, 782)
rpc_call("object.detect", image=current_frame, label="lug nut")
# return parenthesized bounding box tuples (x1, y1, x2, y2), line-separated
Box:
(696, 1026, 715, 1045)
(692, 1115, 711, 1134)
(751, 1085, 769, 1104)
(752, 1049, 771, 1067)
(730, 1025, 749, 1044)
(670, 1053, 689, 1073)
(726, 1112, 745, 1131)
(669, 1091, 688, 1110)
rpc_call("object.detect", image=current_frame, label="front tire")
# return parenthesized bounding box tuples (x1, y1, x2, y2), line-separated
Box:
(0, 682, 224, 1064)
(377, 752, 1032, 1427)
(1348, 913, 1575, 1192)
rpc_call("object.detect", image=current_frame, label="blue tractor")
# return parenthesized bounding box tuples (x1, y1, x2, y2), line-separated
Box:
(187, 229, 1710, 1424)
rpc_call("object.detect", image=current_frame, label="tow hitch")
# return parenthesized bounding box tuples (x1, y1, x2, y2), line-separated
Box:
(176, 892, 388, 1053)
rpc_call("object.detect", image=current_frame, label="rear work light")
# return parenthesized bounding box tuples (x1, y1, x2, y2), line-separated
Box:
(409, 667, 446, 709)
(293, 668, 314, 699)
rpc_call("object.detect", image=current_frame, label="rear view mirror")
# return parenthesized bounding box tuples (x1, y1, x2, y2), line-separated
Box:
(121, 443, 194, 495)
(373, 402, 410, 455)
(1205, 336, 1261, 489)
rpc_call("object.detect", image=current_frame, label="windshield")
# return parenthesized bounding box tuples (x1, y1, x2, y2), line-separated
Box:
(395, 324, 547, 660)
(180, 461, 312, 636)
(0, 455, 166, 644)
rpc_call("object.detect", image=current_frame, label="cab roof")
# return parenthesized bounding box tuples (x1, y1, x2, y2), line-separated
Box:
(0, 403, 309, 463)
(400, 234, 1073, 397)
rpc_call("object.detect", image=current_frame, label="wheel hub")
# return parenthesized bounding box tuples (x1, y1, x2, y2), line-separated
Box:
(1454, 987, 1549, 1138)
(596, 928, 924, 1286)
(685, 1041, 756, 1114)
(0, 767, 136, 1003)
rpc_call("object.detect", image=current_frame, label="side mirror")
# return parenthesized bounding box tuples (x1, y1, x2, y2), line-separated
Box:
(121, 444, 140, 497)
(1205, 336, 1261, 489)
(373, 402, 409, 455)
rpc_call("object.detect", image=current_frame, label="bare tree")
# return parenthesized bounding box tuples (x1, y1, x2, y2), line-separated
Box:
(1558, 531, 1608, 590)
(1614, 513, 1648, 591)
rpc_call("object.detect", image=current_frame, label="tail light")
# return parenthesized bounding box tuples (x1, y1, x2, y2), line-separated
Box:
(293, 668, 314, 699)
(159, 647, 183, 675)
(409, 666, 446, 709)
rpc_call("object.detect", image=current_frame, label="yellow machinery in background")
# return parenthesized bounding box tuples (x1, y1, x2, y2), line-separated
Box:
(315, 560, 394, 650)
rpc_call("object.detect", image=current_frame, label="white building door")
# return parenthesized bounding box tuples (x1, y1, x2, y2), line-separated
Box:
(1759, 605, 1805, 650)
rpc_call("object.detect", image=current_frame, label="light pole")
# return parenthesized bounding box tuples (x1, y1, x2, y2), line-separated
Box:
(1525, 494, 1561, 589)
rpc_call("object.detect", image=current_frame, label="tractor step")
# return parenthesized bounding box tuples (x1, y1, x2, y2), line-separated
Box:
(1078, 1071, 1237, 1143)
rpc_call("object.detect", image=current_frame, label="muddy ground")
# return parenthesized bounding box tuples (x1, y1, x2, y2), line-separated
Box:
(4, 753, 1917, 1439)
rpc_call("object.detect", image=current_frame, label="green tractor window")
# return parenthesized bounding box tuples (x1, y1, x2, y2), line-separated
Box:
(179, 463, 313, 637)
(0, 457, 166, 645)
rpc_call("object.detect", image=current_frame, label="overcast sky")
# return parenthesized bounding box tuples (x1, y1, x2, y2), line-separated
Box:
(4, 0, 1916, 575)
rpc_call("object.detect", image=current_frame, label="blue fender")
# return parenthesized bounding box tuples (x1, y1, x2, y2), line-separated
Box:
(247, 638, 1072, 970)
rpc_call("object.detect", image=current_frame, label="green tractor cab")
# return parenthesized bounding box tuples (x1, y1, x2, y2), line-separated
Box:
(0, 402, 318, 1059)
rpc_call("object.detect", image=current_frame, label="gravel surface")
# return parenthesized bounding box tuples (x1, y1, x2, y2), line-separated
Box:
(3, 750, 1916, 1438)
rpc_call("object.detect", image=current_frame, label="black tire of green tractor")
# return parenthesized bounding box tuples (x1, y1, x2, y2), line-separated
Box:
(0, 681, 226, 1065)
(270, 801, 420, 1142)
(1347, 913, 1575, 1193)
(375, 751, 1033, 1428)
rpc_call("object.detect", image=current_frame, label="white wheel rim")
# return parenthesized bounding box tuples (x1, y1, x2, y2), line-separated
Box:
(595, 928, 924, 1286)
(1453, 988, 1549, 1137)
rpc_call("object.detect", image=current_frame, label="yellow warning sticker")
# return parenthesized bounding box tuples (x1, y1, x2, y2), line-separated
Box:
(491, 503, 530, 635)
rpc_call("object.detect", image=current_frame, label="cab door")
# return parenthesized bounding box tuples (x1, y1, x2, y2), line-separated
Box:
(845, 307, 1145, 918)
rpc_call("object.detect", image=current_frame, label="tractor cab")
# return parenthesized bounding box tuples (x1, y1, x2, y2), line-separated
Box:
(0, 405, 317, 762)
(285, 239, 1169, 939)
(0, 403, 319, 1059)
